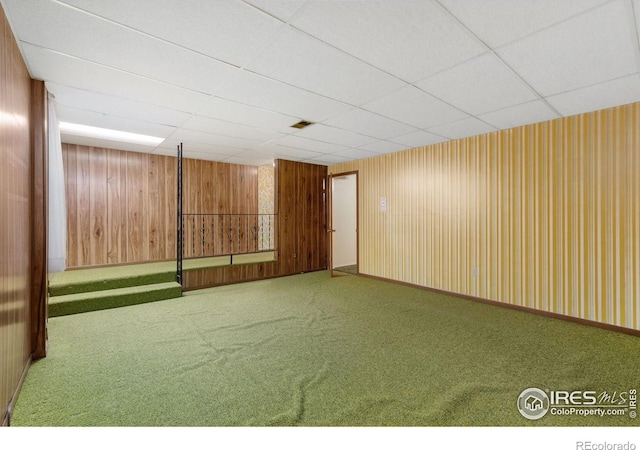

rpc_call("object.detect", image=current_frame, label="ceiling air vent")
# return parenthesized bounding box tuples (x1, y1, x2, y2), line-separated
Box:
(290, 120, 315, 129)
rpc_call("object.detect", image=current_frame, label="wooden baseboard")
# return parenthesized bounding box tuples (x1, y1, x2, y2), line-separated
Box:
(357, 273, 640, 338)
(1, 356, 32, 427)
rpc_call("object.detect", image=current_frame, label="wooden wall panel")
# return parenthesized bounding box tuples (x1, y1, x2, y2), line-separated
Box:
(1, 4, 34, 425)
(329, 102, 640, 332)
(64, 145, 260, 267)
(275, 159, 328, 275)
(30, 80, 48, 359)
(183, 262, 279, 290)
(183, 159, 328, 290)
(275, 159, 298, 275)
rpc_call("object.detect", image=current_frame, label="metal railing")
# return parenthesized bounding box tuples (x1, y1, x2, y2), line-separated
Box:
(182, 213, 276, 259)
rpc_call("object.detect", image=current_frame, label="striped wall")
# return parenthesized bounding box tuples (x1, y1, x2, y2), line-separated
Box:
(330, 102, 640, 332)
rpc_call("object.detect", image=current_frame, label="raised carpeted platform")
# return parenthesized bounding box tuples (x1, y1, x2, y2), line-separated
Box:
(48, 252, 275, 317)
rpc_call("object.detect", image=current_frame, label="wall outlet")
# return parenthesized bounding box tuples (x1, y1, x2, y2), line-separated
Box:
(472, 267, 478, 277)
(380, 196, 387, 212)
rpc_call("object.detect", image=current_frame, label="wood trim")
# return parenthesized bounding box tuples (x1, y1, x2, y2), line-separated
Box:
(1, 356, 32, 427)
(30, 80, 48, 359)
(358, 273, 640, 338)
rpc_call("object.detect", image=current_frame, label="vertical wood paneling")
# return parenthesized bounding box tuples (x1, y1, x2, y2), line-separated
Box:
(148, 154, 163, 261)
(164, 156, 177, 261)
(30, 80, 48, 359)
(63, 145, 260, 267)
(89, 147, 107, 265)
(64, 147, 78, 266)
(181, 159, 326, 290)
(1, 4, 34, 425)
(330, 102, 640, 332)
(274, 159, 327, 275)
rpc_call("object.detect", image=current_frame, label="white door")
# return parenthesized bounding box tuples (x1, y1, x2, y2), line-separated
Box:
(330, 173, 357, 275)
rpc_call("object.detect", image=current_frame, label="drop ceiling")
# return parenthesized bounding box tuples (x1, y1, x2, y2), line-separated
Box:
(2, 0, 640, 166)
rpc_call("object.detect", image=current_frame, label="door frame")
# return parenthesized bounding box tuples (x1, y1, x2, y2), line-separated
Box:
(328, 170, 359, 277)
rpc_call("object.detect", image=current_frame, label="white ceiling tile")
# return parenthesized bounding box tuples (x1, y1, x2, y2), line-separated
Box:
(330, 148, 379, 161)
(214, 70, 352, 122)
(545, 74, 640, 117)
(181, 115, 284, 142)
(167, 129, 256, 150)
(59, 0, 285, 67)
(270, 135, 351, 154)
(60, 134, 164, 153)
(55, 105, 176, 138)
(497, 0, 639, 97)
(222, 152, 275, 166)
(24, 44, 209, 112)
(291, 0, 486, 82)
(252, 144, 322, 160)
(357, 141, 409, 154)
(242, 0, 308, 22)
(388, 130, 449, 148)
(300, 159, 328, 166)
(196, 96, 299, 133)
(292, 123, 378, 147)
(4, 0, 639, 166)
(362, 85, 468, 128)
(427, 117, 497, 140)
(439, 0, 610, 48)
(478, 100, 560, 130)
(415, 53, 538, 115)
(323, 108, 418, 140)
(308, 154, 351, 165)
(47, 83, 191, 127)
(184, 151, 243, 162)
(158, 139, 246, 157)
(6, 0, 237, 94)
(244, 26, 406, 105)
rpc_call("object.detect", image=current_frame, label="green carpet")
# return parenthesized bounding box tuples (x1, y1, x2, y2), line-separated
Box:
(48, 282, 183, 316)
(49, 252, 276, 296)
(14, 271, 640, 426)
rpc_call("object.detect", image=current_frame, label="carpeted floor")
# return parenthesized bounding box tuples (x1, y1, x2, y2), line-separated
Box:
(334, 265, 358, 275)
(13, 271, 640, 426)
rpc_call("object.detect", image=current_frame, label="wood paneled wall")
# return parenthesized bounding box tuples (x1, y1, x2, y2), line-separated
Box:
(330, 102, 640, 332)
(30, 80, 48, 359)
(276, 159, 328, 274)
(184, 159, 328, 290)
(63, 144, 258, 267)
(1, 4, 35, 426)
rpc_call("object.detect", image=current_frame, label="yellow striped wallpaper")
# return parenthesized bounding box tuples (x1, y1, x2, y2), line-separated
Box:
(330, 102, 640, 331)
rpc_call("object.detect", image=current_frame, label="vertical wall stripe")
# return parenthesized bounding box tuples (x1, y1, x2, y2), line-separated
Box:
(330, 102, 640, 332)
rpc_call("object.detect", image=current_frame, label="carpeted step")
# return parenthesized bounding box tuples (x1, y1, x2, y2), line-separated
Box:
(49, 269, 176, 297)
(49, 282, 183, 317)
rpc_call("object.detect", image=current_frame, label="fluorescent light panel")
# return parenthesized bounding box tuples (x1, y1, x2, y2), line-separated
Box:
(59, 122, 164, 146)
